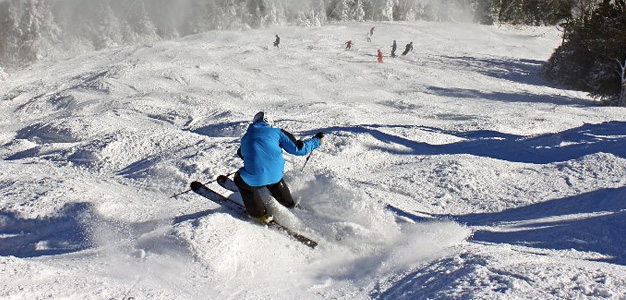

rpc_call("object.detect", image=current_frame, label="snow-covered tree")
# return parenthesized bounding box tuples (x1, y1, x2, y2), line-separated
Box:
(474, 0, 496, 24)
(16, 0, 60, 61)
(570, 0, 600, 21)
(94, 2, 123, 49)
(246, 0, 269, 28)
(3, 0, 605, 68)
(616, 58, 626, 107)
(18, 0, 41, 61)
(293, 0, 326, 26)
(0, 2, 21, 64)
(129, 2, 159, 42)
(378, 0, 395, 21)
(0, 66, 7, 92)
(328, 0, 350, 21)
(353, 0, 366, 21)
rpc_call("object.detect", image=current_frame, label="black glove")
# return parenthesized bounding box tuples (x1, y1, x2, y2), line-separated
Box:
(315, 132, 324, 139)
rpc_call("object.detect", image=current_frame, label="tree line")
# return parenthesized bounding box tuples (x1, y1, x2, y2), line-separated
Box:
(0, 0, 624, 105)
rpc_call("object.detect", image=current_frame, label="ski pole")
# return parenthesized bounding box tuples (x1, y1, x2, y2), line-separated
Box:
(301, 152, 313, 171)
(170, 171, 236, 199)
(301, 132, 324, 171)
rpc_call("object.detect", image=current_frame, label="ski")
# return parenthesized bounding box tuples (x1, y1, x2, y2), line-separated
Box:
(216, 175, 238, 192)
(190, 181, 318, 249)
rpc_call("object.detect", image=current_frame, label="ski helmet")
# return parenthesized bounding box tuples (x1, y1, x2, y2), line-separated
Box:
(252, 111, 273, 126)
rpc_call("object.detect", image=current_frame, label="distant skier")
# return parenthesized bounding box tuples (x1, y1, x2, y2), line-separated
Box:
(391, 40, 397, 57)
(234, 112, 324, 223)
(273, 35, 280, 48)
(377, 49, 383, 63)
(345, 40, 353, 49)
(402, 42, 413, 56)
(370, 27, 375, 36)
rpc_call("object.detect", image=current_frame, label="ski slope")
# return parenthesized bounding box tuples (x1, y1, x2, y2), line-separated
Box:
(1, 21, 626, 299)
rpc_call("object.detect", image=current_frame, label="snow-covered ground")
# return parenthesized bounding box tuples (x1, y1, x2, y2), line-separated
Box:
(1, 21, 626, 300)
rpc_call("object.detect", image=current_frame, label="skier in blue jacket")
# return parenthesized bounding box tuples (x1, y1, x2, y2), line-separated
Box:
(235, 111, 324, 223)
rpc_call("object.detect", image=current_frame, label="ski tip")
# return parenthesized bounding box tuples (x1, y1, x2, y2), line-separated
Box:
(216, 175, 228, 184)
(190, 181, 203, 191)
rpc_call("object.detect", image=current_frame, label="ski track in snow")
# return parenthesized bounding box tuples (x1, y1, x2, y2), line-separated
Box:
(1, 21, 626, 299)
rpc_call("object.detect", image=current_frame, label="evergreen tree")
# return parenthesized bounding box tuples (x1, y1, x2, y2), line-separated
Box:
(380, 0, 395, 21)
(247, 0, 268, 28)
(2, 0, 613, 68)
(328, 0, 350, 21)
(352, 0, 366, 21)
(18, 0, 40, 61)
(12, 0, 60, 61)
(492, 0, 579, 25)
(132, 2, 159, 41)
(589, 0, 626, 105)
(0, 1, 21, 64)
(360, 0, 375, 21)
(545, 0, 626, 105)
(0, 66, 6, 90)
(474, 0, 496, 24)
(95, 2, 123, 49)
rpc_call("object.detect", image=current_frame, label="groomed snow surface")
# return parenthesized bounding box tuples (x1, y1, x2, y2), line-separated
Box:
(1, 21, 626, 299)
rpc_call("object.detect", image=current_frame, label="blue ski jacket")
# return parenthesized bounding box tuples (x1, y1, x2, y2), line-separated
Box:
(238, 121, 320, 187)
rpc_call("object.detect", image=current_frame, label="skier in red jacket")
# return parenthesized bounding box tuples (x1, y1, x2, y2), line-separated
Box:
(345, 40, 353, 49)
(377, 49, 383, 63)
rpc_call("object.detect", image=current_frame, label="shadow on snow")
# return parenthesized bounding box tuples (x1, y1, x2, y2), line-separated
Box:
(371, 253, 494, 300)
(415, 55, 595, 106)
(379, 188, 625, 299)
(389, 187, 626, 266)
(458, 187, 626, 265)
(425, 86, 591, 106)
(0, 201, 224, 258)
(0, 202, 94, 258)
(314, 121, 626, 164)
(432, 56, 563, 90)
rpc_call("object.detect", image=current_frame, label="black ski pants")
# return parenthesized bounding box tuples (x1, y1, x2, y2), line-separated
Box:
(234, 172, 295, 218)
